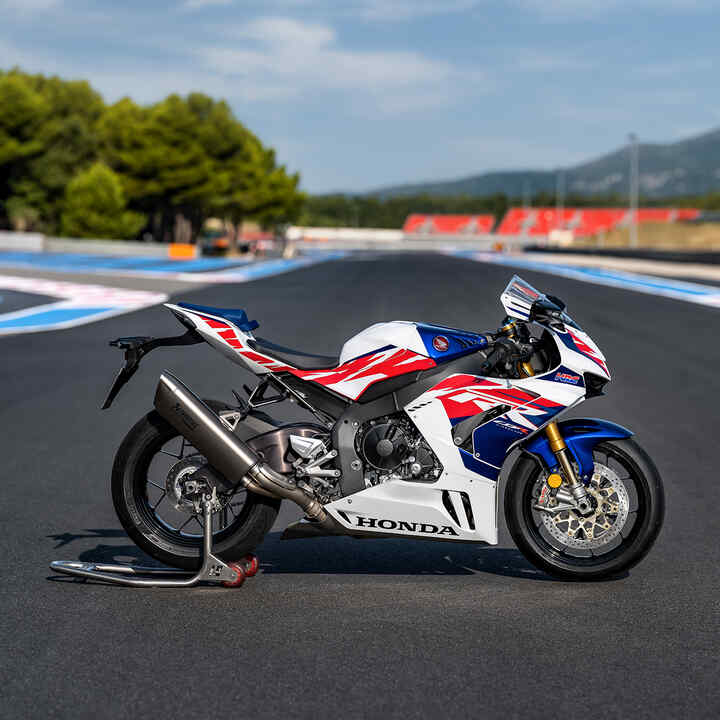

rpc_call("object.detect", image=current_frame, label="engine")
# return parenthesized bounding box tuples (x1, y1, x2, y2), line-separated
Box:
(355, 413, 443, 487)
(281, 414, 443, 504)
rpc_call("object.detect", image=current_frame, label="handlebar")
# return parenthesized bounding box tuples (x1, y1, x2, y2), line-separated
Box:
(480, 319, 535, 376)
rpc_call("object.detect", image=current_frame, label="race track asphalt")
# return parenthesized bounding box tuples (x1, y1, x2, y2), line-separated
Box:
(1, 253, 718, 719)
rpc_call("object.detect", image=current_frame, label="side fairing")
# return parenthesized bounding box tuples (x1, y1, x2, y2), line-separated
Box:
(404, 371, 585, 482)
(555, 325, 610, 379)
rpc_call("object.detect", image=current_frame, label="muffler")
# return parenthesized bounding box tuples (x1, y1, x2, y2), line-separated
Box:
(154, 372, 328, 523)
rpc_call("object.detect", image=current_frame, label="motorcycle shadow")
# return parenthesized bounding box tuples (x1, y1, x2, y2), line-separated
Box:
(46, 530, 159, 582)
(255, 532, 554, 581)
(47, 529, 584, 582)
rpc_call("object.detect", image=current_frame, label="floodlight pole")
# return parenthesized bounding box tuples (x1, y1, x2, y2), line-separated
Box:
(628, 133, 639, 248)
(556, 169, 565, 229)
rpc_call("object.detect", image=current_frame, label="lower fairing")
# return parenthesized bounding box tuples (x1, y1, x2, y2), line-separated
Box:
(324, 471, 499, 544)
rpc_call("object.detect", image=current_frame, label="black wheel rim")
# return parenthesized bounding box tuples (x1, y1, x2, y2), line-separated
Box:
(133, 432, 250, 550)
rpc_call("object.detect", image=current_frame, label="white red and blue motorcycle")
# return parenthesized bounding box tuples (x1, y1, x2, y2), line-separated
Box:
(101, 276, 664, 581)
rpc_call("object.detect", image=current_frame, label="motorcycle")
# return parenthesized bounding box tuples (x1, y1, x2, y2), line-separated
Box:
(103, 275, 664, 581)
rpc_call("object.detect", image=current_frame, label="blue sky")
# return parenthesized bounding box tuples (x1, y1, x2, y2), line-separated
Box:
(1, 0, 719, 192)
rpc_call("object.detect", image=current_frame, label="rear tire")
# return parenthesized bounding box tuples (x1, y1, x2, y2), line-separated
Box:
(112, 404, 280, 570)
(505, 438, 664, 580)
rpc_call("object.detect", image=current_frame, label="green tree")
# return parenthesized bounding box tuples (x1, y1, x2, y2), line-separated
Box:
(0, 70, 51, 229)
(0, 69, 104, 232)
(212, 137, 304, 249)
(61, 162, 146, 239)
(1, 72, 303, 239)
(99, 92, 303, 244)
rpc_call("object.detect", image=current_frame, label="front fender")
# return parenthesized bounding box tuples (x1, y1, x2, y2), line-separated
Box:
(521, 418, 633, 482)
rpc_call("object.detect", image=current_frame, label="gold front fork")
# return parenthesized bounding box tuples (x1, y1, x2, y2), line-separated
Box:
(518, 360, 591, 510)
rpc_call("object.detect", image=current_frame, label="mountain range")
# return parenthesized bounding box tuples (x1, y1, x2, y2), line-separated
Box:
(371, 127, 720, 200)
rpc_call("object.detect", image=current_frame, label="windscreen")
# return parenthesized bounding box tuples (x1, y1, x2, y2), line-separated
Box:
(500, 274, 580, 329)
(500, 275, 544, 320)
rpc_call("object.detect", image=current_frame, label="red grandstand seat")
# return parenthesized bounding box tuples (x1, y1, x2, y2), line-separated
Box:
(403, 214, 431, 233)
(403, 214, 495, 235)
(496, 208, 533, 235)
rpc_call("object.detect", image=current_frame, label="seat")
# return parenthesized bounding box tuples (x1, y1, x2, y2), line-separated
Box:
(249, 337, 339, 371)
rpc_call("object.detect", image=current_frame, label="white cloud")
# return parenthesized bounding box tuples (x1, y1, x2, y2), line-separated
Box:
(181, 0, 232, 10)
(348, 0, 479, 21)
(514, 0, 717, 17)
(507, 49, 593, 72)
(638, 58, 714, 77)
(200, 16, 481, 112)
(0, 0, 60, 10)
(181, 0, 480, 21)
(225, 0, 720, 22)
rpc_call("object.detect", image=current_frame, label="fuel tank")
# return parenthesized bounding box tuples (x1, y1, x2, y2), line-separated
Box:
(338, 321, 486, 365)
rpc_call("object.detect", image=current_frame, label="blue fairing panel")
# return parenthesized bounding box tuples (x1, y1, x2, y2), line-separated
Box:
(523, 418, 633, 482)
(176, 302, 259, 332)
(415, 323, 488, 362)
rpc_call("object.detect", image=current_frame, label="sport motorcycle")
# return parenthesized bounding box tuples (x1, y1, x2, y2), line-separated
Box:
(103, 275, 664, 580)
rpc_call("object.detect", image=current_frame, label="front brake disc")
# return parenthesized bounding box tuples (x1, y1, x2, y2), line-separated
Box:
(540, 463, 630, 550)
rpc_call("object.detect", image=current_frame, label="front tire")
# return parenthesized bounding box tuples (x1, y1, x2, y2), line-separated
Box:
(505, 438, 664, 580)
(112, 406, 280, 570)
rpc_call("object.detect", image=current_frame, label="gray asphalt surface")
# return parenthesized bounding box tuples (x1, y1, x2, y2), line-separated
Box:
(1, 253, 718, 719)
(0, 289, 58, 314)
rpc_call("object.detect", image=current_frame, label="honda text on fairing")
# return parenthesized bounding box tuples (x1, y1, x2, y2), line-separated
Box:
(104, 276, 664, 580)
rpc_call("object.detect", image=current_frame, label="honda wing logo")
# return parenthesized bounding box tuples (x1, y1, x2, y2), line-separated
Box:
(432, 335, 449, 352)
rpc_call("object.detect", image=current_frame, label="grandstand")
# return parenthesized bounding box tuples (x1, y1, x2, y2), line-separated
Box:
(403, 214, 495, 235)
(400, 208, 700, 239)
(493, 207, 700, 237)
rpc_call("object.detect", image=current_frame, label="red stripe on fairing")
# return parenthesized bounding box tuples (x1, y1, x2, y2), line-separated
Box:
(288, 348, 436, 399)
(432, 375, 502, 391)
(204, 317, 229, 329)
(236, 350, 292, 371)
(567, 328, 608, 374)
(528, 397, 564, 409)
(428, 375, 566, 421)
(491, 388, 538, 403)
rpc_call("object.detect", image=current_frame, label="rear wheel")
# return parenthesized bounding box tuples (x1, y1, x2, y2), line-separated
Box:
(505, 438, 664, 580)
(112, 404, 280, 570)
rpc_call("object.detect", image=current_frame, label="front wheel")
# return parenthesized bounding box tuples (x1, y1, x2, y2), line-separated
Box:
(505, 438, 664, 580)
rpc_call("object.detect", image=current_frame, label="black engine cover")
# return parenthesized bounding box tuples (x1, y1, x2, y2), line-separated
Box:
(361, 422, 410, 470)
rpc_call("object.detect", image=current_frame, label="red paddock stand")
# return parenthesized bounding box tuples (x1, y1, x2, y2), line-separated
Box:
(50, 499, 259, 589)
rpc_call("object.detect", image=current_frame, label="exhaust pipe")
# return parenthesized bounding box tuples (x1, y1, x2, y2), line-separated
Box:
(154, 372, 328, 523)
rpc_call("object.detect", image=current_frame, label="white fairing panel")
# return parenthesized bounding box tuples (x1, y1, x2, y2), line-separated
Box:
(324, 475, 498, 544)
(556, 325, 611, 380)
(325, 384, 500, 544)
(338, 321, 427, 363)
